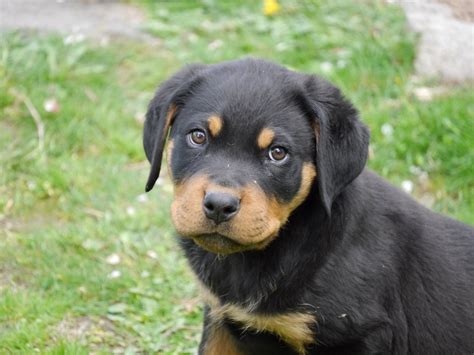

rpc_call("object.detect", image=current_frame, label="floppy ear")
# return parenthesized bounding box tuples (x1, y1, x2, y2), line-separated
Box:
(301, 76, 370, 215)
(143, 64, 206, 192)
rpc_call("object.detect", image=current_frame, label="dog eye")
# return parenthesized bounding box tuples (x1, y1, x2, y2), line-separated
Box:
(269, 146, 288, 162)
(188, 129, 207, 146)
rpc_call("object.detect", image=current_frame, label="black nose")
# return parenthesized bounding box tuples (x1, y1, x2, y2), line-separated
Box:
(203, 192, 240, 224)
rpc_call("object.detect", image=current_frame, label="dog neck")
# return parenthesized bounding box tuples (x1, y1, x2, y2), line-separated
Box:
(179, 180, 354, 313)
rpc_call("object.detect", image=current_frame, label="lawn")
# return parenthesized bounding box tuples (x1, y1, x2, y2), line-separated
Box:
(0, 0, 472, 353)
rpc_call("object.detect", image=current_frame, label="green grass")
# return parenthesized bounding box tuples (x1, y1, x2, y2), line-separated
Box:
(0, 0, 472, 353)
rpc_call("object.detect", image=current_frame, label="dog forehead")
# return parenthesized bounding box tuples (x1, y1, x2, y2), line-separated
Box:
(210, 66, 291, 111)
(184, 73, 304, 134)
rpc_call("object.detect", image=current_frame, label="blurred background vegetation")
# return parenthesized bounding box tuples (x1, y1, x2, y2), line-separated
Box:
(0, 0, 472, 353)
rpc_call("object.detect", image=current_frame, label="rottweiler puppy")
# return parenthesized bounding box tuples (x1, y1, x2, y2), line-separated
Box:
(143, 58, 474, 354)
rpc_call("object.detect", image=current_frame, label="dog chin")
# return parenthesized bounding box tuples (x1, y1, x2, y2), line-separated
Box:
(188, 233, 271, 255)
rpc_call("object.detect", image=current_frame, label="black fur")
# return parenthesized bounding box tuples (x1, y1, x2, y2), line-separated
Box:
(144, 58, 474, 354)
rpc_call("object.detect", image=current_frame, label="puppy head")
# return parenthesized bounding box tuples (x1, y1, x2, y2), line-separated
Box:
(144, 59, 369, 254)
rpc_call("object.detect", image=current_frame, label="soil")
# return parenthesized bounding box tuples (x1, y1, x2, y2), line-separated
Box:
(438, 0, 474, 22)
(0, 0, 153, 42)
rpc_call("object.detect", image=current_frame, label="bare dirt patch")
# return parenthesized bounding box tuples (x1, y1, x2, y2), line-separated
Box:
(0, 0, 155, 43)
(438, 0, 474, 22)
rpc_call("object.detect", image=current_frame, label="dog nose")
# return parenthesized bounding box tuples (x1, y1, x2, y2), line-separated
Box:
(203, 192, 240, 224)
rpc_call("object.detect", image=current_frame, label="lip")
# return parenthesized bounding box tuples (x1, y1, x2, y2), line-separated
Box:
(192, 233, 247, 254)
(191, 233, 264, 254)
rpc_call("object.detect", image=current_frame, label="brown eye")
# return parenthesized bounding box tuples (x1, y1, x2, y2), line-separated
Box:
(188, 129, 207, 146)
(269, 146, 288, 162)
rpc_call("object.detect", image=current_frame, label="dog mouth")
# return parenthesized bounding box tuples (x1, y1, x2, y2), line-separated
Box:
(190, 233, 270, 255)
(170, 172, 316, 255)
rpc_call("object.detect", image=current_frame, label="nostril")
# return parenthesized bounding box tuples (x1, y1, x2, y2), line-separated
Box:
(204, 200, 215, 211)
(223, 205, 237, 214)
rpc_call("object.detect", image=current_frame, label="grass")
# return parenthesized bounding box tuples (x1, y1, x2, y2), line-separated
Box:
(0, 0, 472, 353)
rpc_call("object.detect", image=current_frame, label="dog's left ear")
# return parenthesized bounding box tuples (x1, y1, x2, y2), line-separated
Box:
(143, 64, 206, 192)
(298, 75, 370, 215)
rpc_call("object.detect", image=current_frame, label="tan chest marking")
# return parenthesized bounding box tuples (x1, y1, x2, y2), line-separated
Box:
(200, 284, 316, 354)
(205, 323, 241, 355)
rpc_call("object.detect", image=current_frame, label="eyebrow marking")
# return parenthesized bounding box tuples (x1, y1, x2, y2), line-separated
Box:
(208, 115, 223, 137)
(257, 127, 275, 149)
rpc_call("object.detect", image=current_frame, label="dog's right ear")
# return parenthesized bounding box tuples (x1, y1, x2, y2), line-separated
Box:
(143, 64, 206, 192)
(294, 75, 370, 216)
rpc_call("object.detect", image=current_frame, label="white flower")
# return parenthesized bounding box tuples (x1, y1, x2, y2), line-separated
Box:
(208, 40, 223, 50)
(336, 59, 347, 68)
(106, 253, 121, 265)
(146, 250, 158, 259)
(126, 206, 136, 216)
(381, 123, 394, 137)
(409, 165, 422, 175)
(414, 87, 433, 102)
(156, 177, 165, 186)
(401, 180, 414, 194)
(136, 193, 149, 203)
(187, 33, 198, 43)
(134, 111, 145, 125)
(276, 42, 288, 52)
(63, 33, 85, 45)
(320, 61, 333, 74)
(108, 270, 121, 279)
(44, 98, 60, 113)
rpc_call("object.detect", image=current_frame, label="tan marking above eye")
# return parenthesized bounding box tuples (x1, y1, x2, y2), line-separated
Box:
(208, 115, 223, 137)
(257, 127, 275, 149)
